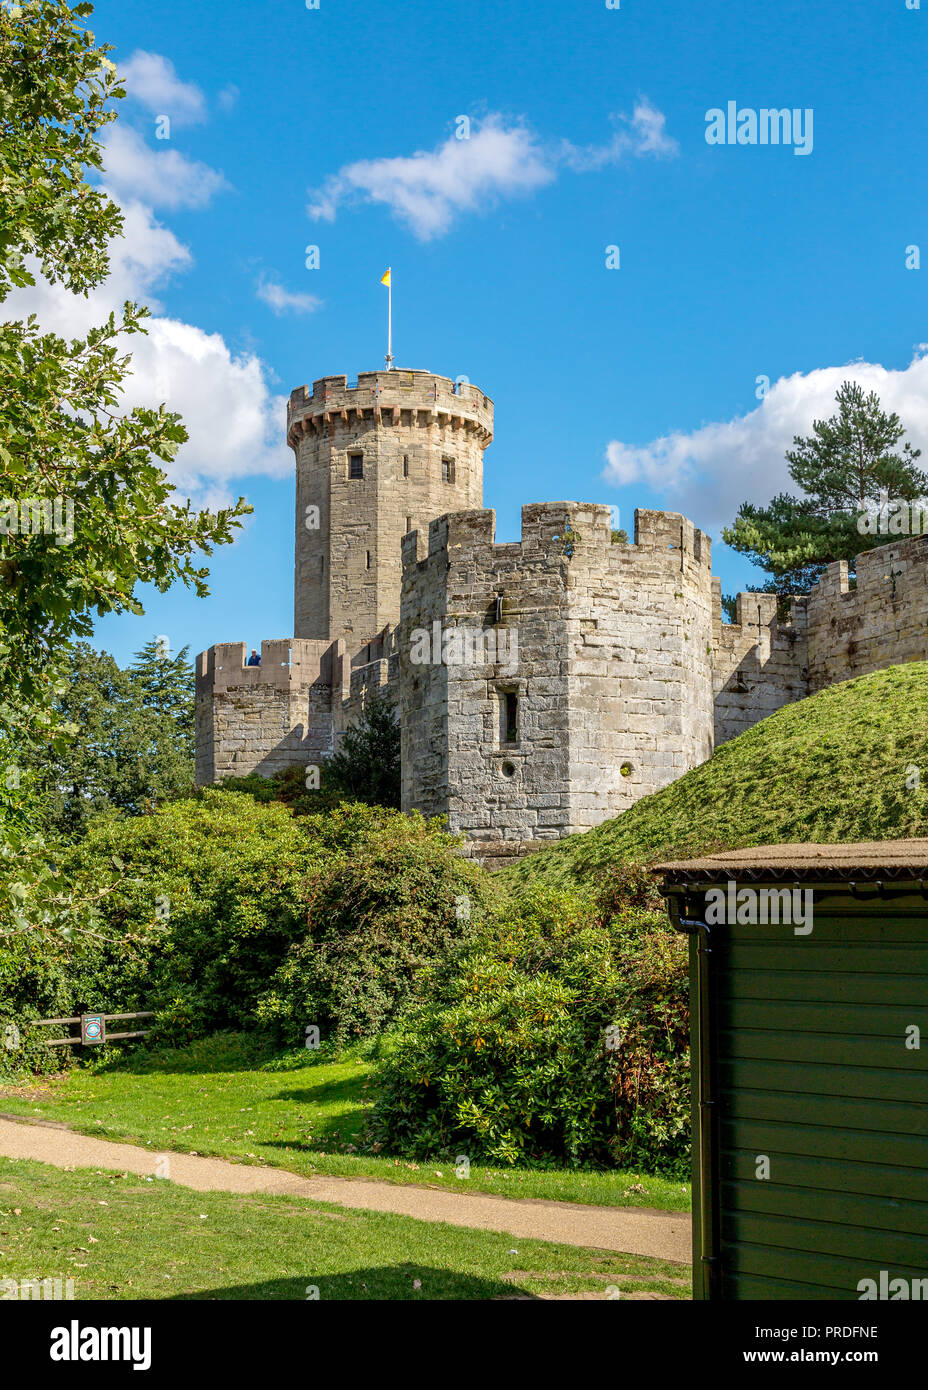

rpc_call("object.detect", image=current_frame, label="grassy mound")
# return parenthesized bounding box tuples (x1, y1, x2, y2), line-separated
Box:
(499, 663, 928, 893)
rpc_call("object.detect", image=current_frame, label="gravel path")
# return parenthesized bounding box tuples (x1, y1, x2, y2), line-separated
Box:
(0, 1113, 691, 1263)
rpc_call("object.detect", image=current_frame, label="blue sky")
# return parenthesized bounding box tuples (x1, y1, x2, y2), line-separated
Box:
(31, 0, 928, 665)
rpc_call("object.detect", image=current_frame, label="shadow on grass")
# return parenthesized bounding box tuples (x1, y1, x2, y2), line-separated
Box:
(77, 1033, 368, 1078)
(173, 1264, 539, 1301)
(272, 1077, 369, 1107)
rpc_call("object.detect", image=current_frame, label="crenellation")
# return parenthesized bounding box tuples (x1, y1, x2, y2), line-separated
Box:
(805, 532, 928, 690)
(197, 363, 928, 865)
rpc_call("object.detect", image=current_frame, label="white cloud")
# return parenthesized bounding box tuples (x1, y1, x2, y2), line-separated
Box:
(629, 97, 679, 156)
(120, 317, 291, 495)
(307, 104, 676, 240)
(256, 278, 321, 316)
(118, 50, 207, 125)
(603, 351, 928, 533)
(308, 117, 554, 240)
(6, 193, 289, 508)
(101, 124, 229, 210)
(218, 85, 240, 113)
(560, 99, 678, 171)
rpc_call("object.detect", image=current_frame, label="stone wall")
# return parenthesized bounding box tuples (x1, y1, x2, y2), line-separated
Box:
(195, 634, 401, 786)
(806, 533, 928, 690)
(399, 504, 716, 847)
(195, 639, 338, 785)
(712, 585, 808, 745)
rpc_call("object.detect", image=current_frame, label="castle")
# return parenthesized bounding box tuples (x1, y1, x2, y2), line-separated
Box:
(195, 368, 928, 864)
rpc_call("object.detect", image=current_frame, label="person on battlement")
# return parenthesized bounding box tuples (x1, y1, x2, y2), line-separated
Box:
(246, 648, 261, 666)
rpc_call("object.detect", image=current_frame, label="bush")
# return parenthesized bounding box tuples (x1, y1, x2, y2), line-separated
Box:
(0, 930, 73, 1072)
(368, 868, 690, 1175)
(52, 795, 484, 1053)
(215, 765, 344, 816)
(0, 910, 164, 1075)
(256, 809, 490, 1046)
(61, 789, 329, 1040)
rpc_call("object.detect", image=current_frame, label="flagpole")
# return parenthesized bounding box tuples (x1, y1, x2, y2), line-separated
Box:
(386, 267, 394, 370)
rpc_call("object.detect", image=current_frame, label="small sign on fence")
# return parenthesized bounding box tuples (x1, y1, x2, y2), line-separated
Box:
(80, 1014, 105, 1045)
(31, 1012, 154, 1047)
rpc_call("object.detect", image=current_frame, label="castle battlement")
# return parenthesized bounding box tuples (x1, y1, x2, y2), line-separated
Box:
(195, 638, 342, 695)
(711, 585, 801, 641)
(632, 509, 712, 566)
(399, 502, 717, 843)
(197, 357, 928, 866)
(194, 631, 402, 787)
(809, 531, 928, 602)
(403, 503, 712, 577)
(287, 370, 493, 450)
(805, 532, 928, 690)
(290, 369, 492, 646)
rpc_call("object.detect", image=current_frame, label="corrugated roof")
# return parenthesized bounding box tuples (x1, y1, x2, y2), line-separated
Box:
(654, 839, 928, 882)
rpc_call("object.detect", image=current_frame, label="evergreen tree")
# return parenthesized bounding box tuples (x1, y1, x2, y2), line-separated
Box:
(126, 638, 195, 806)
(26, 641, 195, 836)
(129, 638, 195, 724)
(323, 694, 401, 808)
(723, 382, 928, 598)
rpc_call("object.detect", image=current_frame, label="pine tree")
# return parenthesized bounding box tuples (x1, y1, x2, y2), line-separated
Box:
(723, 382, 928, 598)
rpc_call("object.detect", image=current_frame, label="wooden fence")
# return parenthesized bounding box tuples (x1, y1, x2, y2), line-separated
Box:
(31, 1012, 154, 1047)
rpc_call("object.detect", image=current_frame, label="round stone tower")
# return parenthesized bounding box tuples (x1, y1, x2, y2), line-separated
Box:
(287, 369, 494, 645)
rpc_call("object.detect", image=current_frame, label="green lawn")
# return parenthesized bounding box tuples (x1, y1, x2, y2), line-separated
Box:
(0, 1155, 689, 1300)
(0, 1033, 689, 1212)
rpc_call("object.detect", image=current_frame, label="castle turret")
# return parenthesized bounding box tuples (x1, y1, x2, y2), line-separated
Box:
(287, 370, 493, 646)
(399, 504, 717, 858)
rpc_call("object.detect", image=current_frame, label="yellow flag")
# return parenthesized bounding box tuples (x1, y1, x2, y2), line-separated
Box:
(380, 268, 391, 287)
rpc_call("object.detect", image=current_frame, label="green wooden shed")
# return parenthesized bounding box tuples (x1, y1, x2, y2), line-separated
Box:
(656, 840, 928, 1301)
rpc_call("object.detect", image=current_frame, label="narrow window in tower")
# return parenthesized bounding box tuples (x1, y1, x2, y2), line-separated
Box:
(348, 454, 364, 479)
(501, 691, 518, 745)
(403, 455, 409, 477)
(366, 551, 371, 569)
(405, 517, 412, 533)
(442, 457, 456, 484)
(319, 556, 325, 576)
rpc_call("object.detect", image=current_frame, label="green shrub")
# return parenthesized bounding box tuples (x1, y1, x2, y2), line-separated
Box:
(256, 809, 490, 1046)
(0, 930, 72, 1072)
(61, 789, 329, 1040)
(52, 796, 484, 1053)
(215, 765, 343, 816)
(0, 913, 156, 1075)
(369, 869, 690, 1175)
